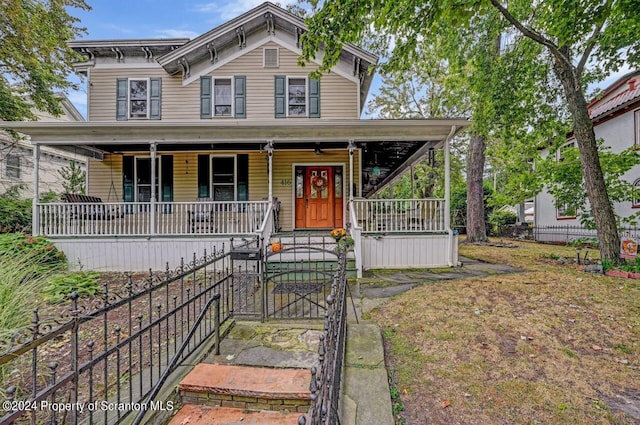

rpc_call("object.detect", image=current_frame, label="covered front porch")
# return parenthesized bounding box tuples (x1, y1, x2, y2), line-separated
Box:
(10, 119, 469, 273)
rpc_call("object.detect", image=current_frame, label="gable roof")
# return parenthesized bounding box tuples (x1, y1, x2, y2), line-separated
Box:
(588, 70, 640, 122)
(69, 2, 378, 114)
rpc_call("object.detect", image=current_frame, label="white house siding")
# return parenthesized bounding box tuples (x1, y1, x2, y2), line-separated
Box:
(361, 234, 456, 269)
(1, 139, 86, 198)
(54, 237, 232, 271)
(535, 107, 640, 242)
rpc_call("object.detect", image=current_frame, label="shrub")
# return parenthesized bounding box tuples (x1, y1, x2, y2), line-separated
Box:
(0, 233, 66, 272)
(0, 251, 56, 346)
(488, 210, 518, 235)
(0, 187, 31, 233)
(42, 272, 101, 303)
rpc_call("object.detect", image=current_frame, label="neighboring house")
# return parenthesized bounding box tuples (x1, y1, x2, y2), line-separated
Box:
(1, 96, 87, 197)
(4, 2, 469, 272)
(535, 70, 640, 242)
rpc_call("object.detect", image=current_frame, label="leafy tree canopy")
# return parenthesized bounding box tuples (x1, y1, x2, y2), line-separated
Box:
(0, 0, 90, 121)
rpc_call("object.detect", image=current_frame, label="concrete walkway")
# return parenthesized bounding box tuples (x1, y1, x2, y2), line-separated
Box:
(200, 257, 520, 425)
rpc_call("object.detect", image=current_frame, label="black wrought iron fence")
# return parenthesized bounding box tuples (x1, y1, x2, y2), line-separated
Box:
(0, 245, 232, 425)
(494, 224, 640, 244)
(299, 244, 348, 425)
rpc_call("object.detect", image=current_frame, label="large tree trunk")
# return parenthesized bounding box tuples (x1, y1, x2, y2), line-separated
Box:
(553, 59, 621, 263)
(466, 134, 488, 242)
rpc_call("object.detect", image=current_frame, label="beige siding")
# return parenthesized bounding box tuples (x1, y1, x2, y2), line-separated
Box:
(87, 155, 122, 200)
(214, 42, 359, 119)
(88, 42, 359, 121)
(87, 149, 360, 231)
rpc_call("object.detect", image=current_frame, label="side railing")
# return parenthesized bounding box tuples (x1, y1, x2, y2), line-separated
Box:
(299, 245, 349, 425)
(36, 201, 270, 237)
(0, 246, 232, 425)
(349, 202, 363, 278)
(352, 198, 445, 233)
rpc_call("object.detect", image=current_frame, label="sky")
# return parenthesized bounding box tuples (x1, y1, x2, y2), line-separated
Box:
(66, 0, 633, 119)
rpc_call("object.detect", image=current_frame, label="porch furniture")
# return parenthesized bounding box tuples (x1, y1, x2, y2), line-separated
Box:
(62, 193, 123, 220)
(188, 198, 214, 233)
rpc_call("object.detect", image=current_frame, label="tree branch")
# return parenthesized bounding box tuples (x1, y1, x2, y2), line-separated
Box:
(576, 13, 607, 78)
(488, 0, 571, 68)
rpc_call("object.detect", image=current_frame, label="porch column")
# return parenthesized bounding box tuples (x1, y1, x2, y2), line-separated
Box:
(444, 126, 456, 266)
(348, 140, 355, 201)
(266, 140, 274, 202)
(32, 144, 40, 235)
(150, 142, 157, 235)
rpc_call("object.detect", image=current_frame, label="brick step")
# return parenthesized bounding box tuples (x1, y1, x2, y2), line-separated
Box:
(168, 405, 302, 425)
(178, 363, 310, 413)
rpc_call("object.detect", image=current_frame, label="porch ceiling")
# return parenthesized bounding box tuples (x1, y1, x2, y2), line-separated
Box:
(2, 119, 469, 144)
(3, 119, 469, 197)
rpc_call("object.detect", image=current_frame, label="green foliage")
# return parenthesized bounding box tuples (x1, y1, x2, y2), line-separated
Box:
(0, 251, 57, 347)
(489, 210, 518, 226)
(0, 187, 32, 233)
(537, 144, 640, 227)
(58, 160, 86, 195)
(449, 185, 495, 231)
(0, 233, 66, 271)
(0, 0, 91, 121)
(42, 272, 100, 303)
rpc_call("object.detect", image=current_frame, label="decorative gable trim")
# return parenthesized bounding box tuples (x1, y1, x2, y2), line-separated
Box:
(181, 36, 359, 87)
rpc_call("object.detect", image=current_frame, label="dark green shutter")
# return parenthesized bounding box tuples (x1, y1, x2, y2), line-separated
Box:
(150, 78, 162, 120)
(237, 154, 249, 201)
(274, 75, 286, 118)
(197, 154, 210, 198)
(161, 155, 173, 202)
(309, 78, 320, 118)
(234, 76, 246, 118)
(122, 156, 134, 201)
(116, 78, 128, 121)
(200, 76, 212, 119)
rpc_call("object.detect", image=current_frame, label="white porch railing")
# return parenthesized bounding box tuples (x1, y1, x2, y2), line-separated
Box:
(37, 201, 271, 237)
(351, 198, 445, 233)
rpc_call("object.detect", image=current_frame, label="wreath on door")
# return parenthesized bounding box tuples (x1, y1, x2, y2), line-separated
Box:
(311, 175, 328, 191)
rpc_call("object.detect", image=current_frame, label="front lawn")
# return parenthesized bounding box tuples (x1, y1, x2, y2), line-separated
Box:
(370, 239, 639, 424)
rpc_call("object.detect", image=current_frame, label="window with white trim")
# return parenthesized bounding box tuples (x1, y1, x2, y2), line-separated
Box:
(556, 203, 577, 219)
(129, 79, 149, 118)
(635, 109, 640, 147)
(633, 178, 640, 208)
(287, 77, 307, 116)
(4, 154, 20, 179)
(211, 156, 236, 201)
(213, 78, 233, 117)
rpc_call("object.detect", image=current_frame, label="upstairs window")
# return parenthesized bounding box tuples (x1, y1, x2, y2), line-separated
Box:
(5, 154, 20, 179)
(287, 77, 307, 117)
(129, 79, 149, 118)
(633, 178, 640, 208)
(116, 78, 161, 120)
(214, 78, 233, 117)
(635, 109, 640, 148)
(200, 76, 246, 119)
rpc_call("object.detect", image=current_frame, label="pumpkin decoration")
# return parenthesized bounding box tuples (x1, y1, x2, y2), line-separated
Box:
(271, 242, 284, 252)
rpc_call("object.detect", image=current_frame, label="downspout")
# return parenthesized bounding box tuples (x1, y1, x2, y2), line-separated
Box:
(32, 144, 40, 236)
(444, 125, 457, 267)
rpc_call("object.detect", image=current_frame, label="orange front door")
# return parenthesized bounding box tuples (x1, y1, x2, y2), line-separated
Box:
(306, 167, 334, 228)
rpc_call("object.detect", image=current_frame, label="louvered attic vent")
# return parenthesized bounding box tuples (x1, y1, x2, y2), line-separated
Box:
(263, 48, 279, 68)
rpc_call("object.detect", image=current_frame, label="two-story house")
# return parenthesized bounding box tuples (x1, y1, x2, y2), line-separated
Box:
(4, 2, 469, 273)
(534, 70, 640, 243)
(1, 96, 88, 198)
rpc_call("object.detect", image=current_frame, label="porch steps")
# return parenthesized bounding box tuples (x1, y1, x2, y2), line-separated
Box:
(168, 363, 310, 425)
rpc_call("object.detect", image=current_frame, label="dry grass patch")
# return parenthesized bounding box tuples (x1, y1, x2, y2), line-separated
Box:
(370, 240, 639, 425)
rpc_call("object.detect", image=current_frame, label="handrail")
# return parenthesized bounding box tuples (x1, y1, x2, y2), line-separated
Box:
(256, 202, 274, 235)
(131, 293, 221, 425)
